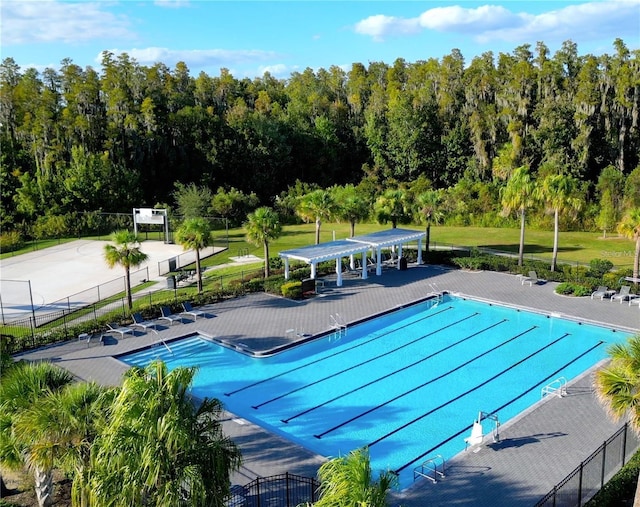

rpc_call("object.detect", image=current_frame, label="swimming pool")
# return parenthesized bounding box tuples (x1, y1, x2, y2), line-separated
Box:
(119, 295, 630, 489)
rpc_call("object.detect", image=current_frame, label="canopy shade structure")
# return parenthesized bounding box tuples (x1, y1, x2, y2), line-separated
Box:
(348, 228, 425, 275)
(278, 229, 426, 286)
(279, 240, 371, 286)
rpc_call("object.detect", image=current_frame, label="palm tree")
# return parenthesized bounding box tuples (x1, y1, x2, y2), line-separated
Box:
(500, 166, 537, 267)
(296, 189, 335, 244)
(244, 206, 282, 278)
(416, 189, 444, 252)
(0, 361, 74, 507)
(87, 360, 241, 506)
(594, 335, 640, 507)
(617, 208, 640, 281)
(373, 188, 410, 229)
(314, 447, 396, 507)
(103, 230, 148, 310)
(537, 173, 582, 272)
(175, 217, 213, 293)
(14, 382, 114, 507)
(330, 184, 370, 237)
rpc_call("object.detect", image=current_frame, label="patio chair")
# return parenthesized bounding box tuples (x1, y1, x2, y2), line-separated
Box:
(107, 322, 134, 338)
(160, 306, 182, 325)
(131, 312, 158, 333)
(611, 285, 632, 303)
(591, 286, 612, 300)
(181, 302, 205, 321)
(521, 271, 545, 286)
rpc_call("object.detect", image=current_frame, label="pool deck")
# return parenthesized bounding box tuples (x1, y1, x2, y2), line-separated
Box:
(16, 265, 640, 506)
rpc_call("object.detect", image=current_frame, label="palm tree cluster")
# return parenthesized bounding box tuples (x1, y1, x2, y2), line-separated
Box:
(0, 360, 241, 507)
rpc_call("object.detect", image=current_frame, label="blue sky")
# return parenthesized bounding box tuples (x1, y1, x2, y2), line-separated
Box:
(2, 0, 639, 79)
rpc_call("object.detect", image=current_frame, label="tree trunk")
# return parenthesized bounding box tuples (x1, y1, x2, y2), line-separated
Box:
(634, 238, 640, 281)
(551, 209, 559, 272)
(34, 466, 53, 507)
(518, 208, 526, 267)
(315, 219, 321, 245)
(426, 223, 431, 253)
(350, 221, 355, 238)
(195, 249, 202, 293)
(264, 241, 270, 278)
(125, 267, 132, 309)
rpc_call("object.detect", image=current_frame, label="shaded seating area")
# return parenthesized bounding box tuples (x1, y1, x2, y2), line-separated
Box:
(180, 302, 205, 321)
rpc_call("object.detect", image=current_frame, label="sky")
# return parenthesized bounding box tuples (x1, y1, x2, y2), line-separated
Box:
(2, 0, 639, 80)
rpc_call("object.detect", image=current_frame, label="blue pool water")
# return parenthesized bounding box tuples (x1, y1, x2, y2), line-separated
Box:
(119, 295, 630, 489)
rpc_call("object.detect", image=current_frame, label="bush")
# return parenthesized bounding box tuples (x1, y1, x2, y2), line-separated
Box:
(555, 282, 592, 297)
(264, 274, 286, 294)
(0, 230, 24, 253)
(588, 258, 614, 278)
(586, 449, 640, 506)
(281, 281, 302, 299)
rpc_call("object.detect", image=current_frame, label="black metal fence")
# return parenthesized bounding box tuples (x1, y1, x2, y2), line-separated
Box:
(228, 473, 320, 507)
(535, 422, 640, 506)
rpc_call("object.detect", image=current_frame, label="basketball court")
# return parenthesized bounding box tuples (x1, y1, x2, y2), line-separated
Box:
(0, 239, 198, 322)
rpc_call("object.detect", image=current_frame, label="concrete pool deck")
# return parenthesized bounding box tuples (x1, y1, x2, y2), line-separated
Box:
(15, 264, 640, 506)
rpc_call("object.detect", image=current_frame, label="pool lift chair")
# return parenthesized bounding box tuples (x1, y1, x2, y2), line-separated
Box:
(464, 411, 501, 451)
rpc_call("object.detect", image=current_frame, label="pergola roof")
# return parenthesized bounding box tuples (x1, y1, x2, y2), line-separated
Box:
(347, 228, 426, 248)
(279, 240, 371, 264)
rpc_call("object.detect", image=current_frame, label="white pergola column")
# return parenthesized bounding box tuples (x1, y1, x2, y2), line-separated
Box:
(336, 257, 343, 287)
(311, 262, 317, 279)
(350, 254, 356, 269)
(397, 244, 403, 270)
(417, 238, 423, 265)
(361, 252, 368, 279)
(284, 258, 290, 280)
(376, 248, 382, 275)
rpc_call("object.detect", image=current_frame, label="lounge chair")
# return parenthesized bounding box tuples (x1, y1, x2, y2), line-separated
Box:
(181, 302, 205, 321)
(611, 285, 632, 303)
(521, 271, 545, 286)
(131, 312, 158, 333)
(107, 322, 134, 338)
(591, 286, 613, 300)
(160, 306, 182, 325)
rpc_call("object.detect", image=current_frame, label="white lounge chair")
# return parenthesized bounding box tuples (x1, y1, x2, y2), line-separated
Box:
(181, 302, 205, 321)
(131, 312, 158, 333)
(160, 306, 182, 325)
(591, 286, 613, 300)
(107, 322, 134, 338)
(521, 271, 545, 286)
(611, 285, 632, 303)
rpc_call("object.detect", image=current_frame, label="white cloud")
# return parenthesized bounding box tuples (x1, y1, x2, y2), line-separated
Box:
(100, 47, 282, 69)
(354, 0, 640, 44)
(257, 63, 293, 78)
(1, 0, 134, 45)
(354, 14, 421, 41)
(154, 0, 190, 8)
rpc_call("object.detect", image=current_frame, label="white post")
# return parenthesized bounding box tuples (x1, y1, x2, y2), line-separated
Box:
(311, 262, 317, 279)
(284, 258, 290, 280)
(336, 257, 343, 287)
(397, 244, 403, 270)
(361, 252, 368, 279)
(376, 249, 382, 276)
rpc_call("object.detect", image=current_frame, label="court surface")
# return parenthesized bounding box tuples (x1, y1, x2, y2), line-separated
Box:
(0, 239, 192, 320)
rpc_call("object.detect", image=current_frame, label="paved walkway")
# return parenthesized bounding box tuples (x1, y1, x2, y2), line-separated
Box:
(16, 265, 640, 506)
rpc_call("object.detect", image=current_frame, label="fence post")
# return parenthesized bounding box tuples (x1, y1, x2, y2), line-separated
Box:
(286, 472, 290, 507)
(256, 476, 261, 507)
(601, 440, 607, 489)
(577, 463, 583, 506)
(622, 423, 628, 466)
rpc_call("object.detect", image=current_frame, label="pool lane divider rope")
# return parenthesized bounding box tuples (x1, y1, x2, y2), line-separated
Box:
(251, 312, 481, 410)
(281, 318, 508, 423)
(362, 332, 571, 448)
(224, 305, 456, 397)
(313, 325, 540, 440)
(393, 339, 605, 475)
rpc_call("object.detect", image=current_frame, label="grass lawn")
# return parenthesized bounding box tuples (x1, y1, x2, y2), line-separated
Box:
(203, 223, 636, 272)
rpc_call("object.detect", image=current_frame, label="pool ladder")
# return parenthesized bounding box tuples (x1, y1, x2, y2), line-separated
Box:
(541, 377, 567, 399)
(413, 455, 445, 483)
(329, 313, 347, 339)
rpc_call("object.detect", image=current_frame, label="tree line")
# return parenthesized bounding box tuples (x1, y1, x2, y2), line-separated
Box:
(1, 38, 638, 238)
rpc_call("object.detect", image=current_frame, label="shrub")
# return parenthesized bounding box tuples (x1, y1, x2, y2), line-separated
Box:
(0, 230, 24, 253)
(586, 448, 640, 506)
(588, 258, 614, 278)
(555, 282, 592, 297)
(281, 281, 302, 299)
(264, 274, 286, 294)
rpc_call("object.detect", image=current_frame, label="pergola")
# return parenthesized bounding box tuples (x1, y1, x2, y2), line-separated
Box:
(279, 228, 426, 287)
